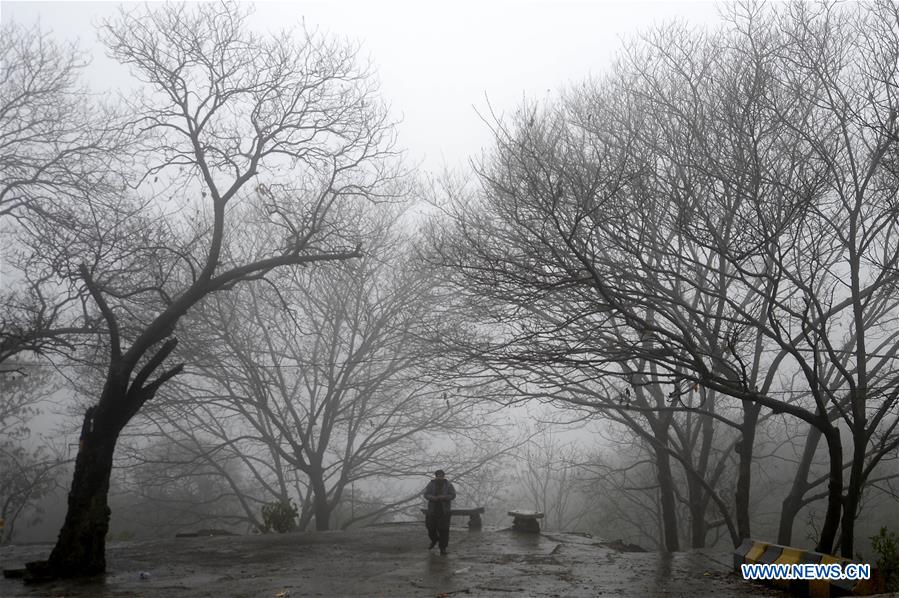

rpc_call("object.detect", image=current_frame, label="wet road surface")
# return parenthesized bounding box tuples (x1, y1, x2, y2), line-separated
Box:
(1, 523, 787, 597)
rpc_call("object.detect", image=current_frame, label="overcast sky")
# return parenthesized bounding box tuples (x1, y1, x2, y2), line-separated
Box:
(4, 1, 723, 173)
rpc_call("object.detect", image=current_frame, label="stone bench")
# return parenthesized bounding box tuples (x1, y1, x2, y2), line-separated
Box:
(508, 510, 544, 533)
(420, 507, 485, 530)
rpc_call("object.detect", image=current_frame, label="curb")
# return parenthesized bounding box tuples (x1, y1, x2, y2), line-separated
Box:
(734, 539, 882, 596)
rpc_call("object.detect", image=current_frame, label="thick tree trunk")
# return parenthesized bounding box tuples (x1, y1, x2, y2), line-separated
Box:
(653, 441, 680, 552)
(735, 402, 761, 541)
(688, 481, 708, 549)
(43, 408, 121, 577)
(310, 472, 331, 531)
(840, 432, 866, 557)
(684, 445, 708, 549)
(777, 425, 821, 545)
(34, 347, 174, 579)
(815, 427, 843, 555)
(689, 407, 717, 549)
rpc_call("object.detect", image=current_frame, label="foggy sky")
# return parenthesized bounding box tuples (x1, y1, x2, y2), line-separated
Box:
(3, 0, 723, 173)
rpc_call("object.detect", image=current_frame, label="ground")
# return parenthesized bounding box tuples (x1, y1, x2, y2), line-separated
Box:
(1, 523, 789, 597)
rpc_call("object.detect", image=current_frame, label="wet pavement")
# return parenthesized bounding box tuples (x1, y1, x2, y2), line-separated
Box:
(1, 522, 787, 597)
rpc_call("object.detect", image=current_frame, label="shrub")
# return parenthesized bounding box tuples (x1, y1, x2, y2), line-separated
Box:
(871, 527, 899, 592)
(261, 499, 298, 533)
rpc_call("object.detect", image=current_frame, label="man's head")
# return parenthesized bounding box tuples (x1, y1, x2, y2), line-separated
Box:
(434, 469, 446, 479)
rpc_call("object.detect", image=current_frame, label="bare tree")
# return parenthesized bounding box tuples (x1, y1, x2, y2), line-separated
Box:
(429, 95, 751, 550)
(130, 211, 510, 532)
(513, 426, 590, 532)
(108, 439, 251, 538)
(15, 3, 405, 579)
(617, 1, 899, 555)
(582, 433, 670, 551)
(0, 21, 124, 367)
(0, 364, 65, 544)
(432, 0, 899, 557)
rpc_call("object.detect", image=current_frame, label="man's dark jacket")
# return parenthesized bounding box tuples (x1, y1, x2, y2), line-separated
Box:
(422, 479, 456, 527)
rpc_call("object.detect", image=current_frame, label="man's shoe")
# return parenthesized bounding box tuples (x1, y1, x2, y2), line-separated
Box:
(429, 540, 437, 549)
(440, 547, 447, 555)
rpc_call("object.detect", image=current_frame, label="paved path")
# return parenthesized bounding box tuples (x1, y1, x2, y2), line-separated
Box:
(1, 523, 785, 597)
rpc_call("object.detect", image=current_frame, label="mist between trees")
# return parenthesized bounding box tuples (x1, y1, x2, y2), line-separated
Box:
(1, 0, 898, 580)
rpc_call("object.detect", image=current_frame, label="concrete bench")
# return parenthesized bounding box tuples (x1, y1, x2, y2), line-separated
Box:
(420, 507, 485, 530)
(508, 510, 544, 533)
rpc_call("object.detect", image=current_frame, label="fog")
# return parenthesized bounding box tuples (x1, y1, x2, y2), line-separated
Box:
(2, 0, 898, 591)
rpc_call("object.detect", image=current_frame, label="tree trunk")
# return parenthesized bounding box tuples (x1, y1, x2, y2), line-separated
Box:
(688, 483, 708, 549)
(43, 408, 121, 577)
(735, 402, 761, 541)
(653, 441, 680, 552)
(685, 446, 708, 549)
(840, 430, 866, 557)
(689, 407, 715, 549)
(815, 427, 843, 555)
(310, 471, 331, 531)
(777, 425, 821, 545)
(36, 349, 171, 579)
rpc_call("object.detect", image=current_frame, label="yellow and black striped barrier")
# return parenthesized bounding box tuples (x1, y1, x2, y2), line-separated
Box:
(733, 539, 882, 596)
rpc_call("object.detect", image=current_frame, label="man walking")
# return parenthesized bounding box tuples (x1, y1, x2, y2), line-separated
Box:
(422, 469, 456, 555)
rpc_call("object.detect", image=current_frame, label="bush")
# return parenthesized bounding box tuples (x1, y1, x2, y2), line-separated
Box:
(261, 499, 298, 533)
(871, 527, 899, 592)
